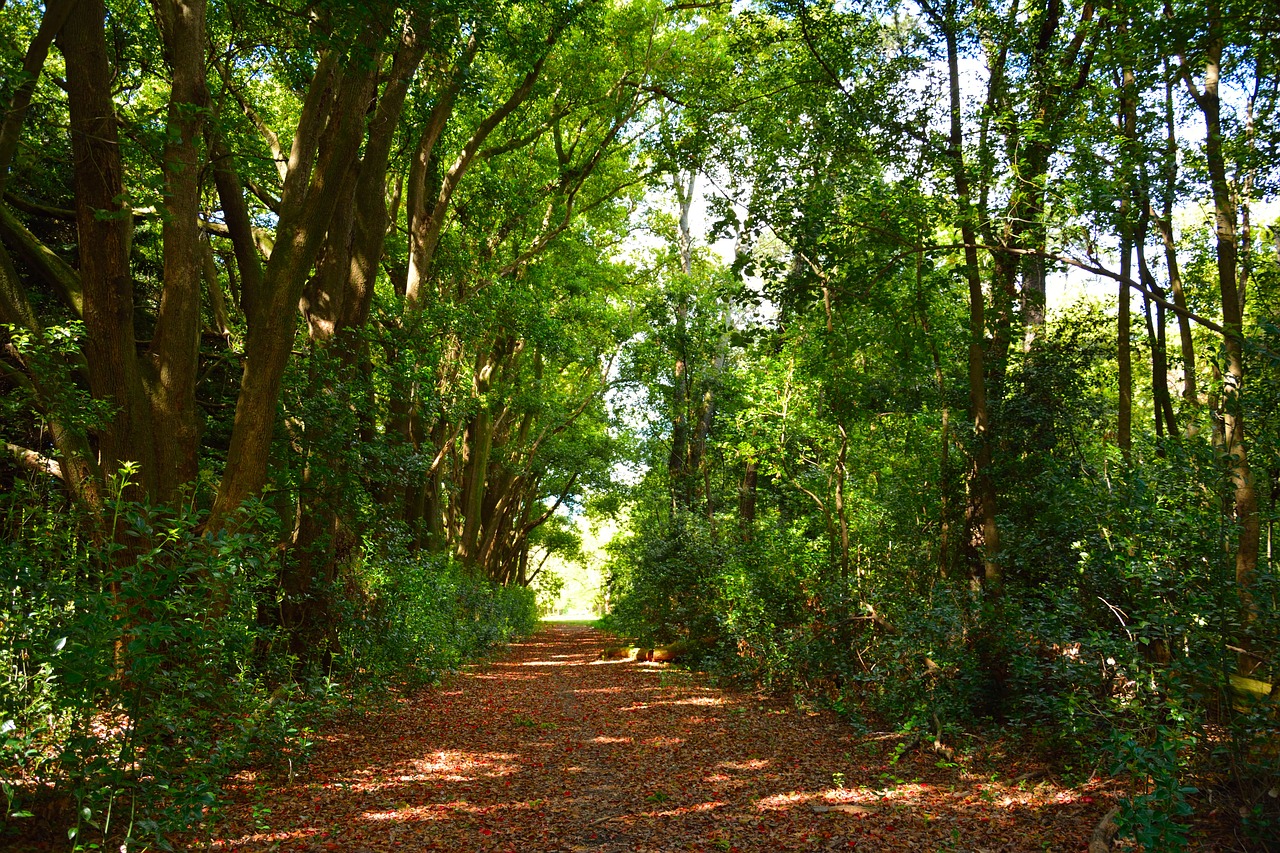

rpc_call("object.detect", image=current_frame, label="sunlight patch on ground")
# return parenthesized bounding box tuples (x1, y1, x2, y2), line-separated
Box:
(719, 758, 769, 771)
(390, 750, 521, 783)
(818, 787, 881, 805)
(640, 735, 684, 749)
(643, 800, 726, 818)
(592, 735, 633, 744)
(520, 660, 574, 666)
(361, 805, 449, 822)
(619, 696, 725, 712)
(209, 828, 314, 848)
(755, 790, 818, 810)
(361, 798, 542, 824)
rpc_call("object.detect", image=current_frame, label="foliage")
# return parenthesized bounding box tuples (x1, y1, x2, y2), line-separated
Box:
(0, 477, 292, 847)
(337, 537, 539, 686)
(1, 0, 1278, 847)
(0, 479, 536, 848)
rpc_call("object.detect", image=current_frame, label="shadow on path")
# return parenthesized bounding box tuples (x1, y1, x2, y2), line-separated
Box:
(203, 624, 1111, 852)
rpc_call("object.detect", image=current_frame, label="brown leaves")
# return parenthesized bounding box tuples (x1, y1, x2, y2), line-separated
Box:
(195, 625, 1120, 852)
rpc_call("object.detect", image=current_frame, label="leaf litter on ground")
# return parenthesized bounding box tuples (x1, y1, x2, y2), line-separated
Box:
(192, 624, 1138, 852)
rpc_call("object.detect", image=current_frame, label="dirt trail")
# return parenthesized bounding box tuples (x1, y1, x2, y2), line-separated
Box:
(204, 624, 1112, 851)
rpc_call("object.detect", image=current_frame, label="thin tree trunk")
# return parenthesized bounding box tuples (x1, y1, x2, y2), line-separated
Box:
(1182, 4, 1261, 668)
(738, 458, 757, 542)
(943, 21, 1000, 586)
(1157, 71, 1196, 407)
(835, 425, 851, 580)
(0, 0, 77, 194)
(1118, 233, 1132, 461)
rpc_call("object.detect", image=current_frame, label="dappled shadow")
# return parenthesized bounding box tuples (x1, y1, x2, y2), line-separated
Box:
(202, 625, 1117, 852)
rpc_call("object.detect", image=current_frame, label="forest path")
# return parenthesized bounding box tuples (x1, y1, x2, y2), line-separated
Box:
(204, 624, 1111, 851)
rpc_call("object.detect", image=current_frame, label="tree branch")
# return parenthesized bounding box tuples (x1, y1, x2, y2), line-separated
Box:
(7, 442, 63, 479)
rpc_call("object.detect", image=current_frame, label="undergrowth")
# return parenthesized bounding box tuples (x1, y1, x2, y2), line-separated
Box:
(0, 478, 537, 850)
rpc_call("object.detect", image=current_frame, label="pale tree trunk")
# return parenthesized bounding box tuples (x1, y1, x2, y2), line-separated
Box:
(1118, 231, 1132, 461)
(1156, 72, 1197, 407)
(738, 458, 758, 542)
(834, 425, 851, 580)
(1117, 56, 1137, 460)
(668, 170, 695, 512)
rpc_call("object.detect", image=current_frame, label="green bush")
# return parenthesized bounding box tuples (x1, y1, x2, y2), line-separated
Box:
(0, 479, 295, 848)
(0, 483, 539, 849)
(336, 541, 538, 686)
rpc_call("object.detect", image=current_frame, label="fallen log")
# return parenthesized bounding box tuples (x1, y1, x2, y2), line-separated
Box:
(652, 641, 690, 663)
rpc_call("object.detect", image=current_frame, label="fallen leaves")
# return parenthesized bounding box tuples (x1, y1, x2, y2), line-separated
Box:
(192, 625, 1125, 852)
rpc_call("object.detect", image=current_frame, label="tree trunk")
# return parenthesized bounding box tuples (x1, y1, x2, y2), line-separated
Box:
(1184, 4, 1261, 669)
(59, 0, 158, 498)
(1118, 231, 1132, 461)
(209, 48, 378, 526)
(0, 0, 78, 194)
(1158, 72, 1196, 407)
(738, 458, 757, 542)
(146, 0, 209, 502)
(943, 22, 1000, 587)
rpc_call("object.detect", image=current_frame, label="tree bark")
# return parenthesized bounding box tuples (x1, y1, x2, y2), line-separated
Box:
(59, 0, 158, 497)
(146, 0, 209, 501)
(0, 0, 78, 194)
(1182, 3, 1261, 668)
(942, 19, 1000, 587)
(209, 47, 378, 526)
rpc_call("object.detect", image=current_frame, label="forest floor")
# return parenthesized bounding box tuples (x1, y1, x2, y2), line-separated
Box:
(190, 623, 1155, 852)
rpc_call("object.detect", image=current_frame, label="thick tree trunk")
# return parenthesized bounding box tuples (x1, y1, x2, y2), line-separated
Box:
(209, 50, 377, 526)
(59, 0, 158, 497)
(147, 0, 209, 501)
